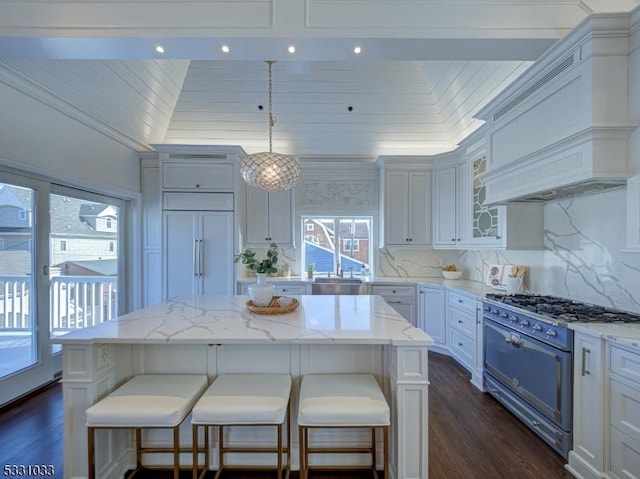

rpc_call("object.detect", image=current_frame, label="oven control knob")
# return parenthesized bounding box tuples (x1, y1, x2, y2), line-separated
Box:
(509, 315, 518, 323)
(499, 312, 508, 318)
(483, 306, 490, 312)
(491, 309, 499, 315)
(546, 329, 558, 338)
(520, 319, 530, 327)
(533, 324, 543, 332)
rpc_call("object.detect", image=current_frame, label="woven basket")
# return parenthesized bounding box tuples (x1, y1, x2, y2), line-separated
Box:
(246, 296, 299, 315)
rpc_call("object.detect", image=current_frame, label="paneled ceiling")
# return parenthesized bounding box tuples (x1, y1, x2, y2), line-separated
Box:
(0, 0, 638, 158)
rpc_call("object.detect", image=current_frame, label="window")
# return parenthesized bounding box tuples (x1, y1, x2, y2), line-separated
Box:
(109, 241, 114, 252)
(19, 210, 26, 220)
(106, 218, 112, 229)
(302, 217, 372, 275)
(342, 238, 360, 252)
(60, 240, 67, 251)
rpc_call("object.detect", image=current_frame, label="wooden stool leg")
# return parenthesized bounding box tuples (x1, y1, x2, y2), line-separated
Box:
(383, 426, 389, 479)
(87, 427, 95, 479)
(192, 425, 198, 479)
(277, 423, 283, 479)
(213, 425, 224, 479)
(173, 426, 180, 479)
(286, 401, 291, 476)
(204, 425, 210, 474)
(371, 427, 377, 477)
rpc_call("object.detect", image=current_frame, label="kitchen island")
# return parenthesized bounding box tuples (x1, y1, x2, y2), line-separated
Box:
(55, 294, 433, 479)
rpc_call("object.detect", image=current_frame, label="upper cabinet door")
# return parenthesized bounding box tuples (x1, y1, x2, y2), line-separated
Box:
(245, 187, 293, 247)
(245, 187, 271, 244)
(408, 171, 432, 245)
(267, 190, 293, 246)
(384, 171, 410, 245)
(162, 161, 234, 191)
(433, 167, 457, 247)
(468, 155, 505, 248)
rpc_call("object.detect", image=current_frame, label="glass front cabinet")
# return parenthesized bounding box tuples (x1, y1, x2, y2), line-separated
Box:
(469, 155, 505, 248)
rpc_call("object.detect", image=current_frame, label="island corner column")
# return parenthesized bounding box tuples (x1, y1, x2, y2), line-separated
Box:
(388, 343, 430, 479)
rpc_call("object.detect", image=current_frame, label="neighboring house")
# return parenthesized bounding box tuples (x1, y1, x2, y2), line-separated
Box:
(303, 218, 370, 273)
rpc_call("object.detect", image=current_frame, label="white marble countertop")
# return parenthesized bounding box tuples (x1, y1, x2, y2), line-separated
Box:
(569, 322, 640, 350)
(52, 295, 433, 346)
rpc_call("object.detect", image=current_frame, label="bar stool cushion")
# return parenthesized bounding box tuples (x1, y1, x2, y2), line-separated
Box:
(86, 374, 208, 428)
(298, 374, 390, 427)
(192, 373, 291, 425)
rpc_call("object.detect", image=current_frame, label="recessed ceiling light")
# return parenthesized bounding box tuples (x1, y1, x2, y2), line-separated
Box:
(288, 45, 296, 54)
(221, 45, 230, 53)
(353, 46, 362, 54)
(155, 45, 165, 54)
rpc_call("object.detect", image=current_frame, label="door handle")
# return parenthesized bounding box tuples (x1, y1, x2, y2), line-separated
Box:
(193, 239, 199, 277)
(199, 239, 204, 276)
(581, 347, 591, 376)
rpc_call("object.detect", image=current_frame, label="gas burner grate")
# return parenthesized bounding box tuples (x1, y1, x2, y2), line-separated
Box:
(485, 293, 640, 323)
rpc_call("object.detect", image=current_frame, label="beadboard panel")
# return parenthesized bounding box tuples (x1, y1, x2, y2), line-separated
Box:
(2, 59, 189, 146)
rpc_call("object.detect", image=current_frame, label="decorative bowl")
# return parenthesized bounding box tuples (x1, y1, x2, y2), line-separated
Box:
(442, 271, 462, 280)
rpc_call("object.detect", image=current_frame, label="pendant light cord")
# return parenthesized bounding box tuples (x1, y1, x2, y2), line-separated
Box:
(267, 60, 275, 153)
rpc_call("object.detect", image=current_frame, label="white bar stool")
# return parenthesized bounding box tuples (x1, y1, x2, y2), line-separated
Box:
(191, 373, 292, 479)
(298, 374, 390, 479)
(86, 374, 208, 479)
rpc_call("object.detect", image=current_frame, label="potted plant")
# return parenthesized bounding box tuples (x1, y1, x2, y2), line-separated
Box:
(234, 243, 279, 306)
(306, 263, 315, 279)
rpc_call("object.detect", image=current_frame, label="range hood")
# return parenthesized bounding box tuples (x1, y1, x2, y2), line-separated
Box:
(500, 179, 626, 203)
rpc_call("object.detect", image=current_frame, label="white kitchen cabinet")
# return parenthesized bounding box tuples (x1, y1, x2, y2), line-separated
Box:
(609, 344, 640, 479)
(163, 210, 234, 299)
(245, 187, 293, 247)
(446, 290, 478, 373)
(383, 170, 432, 246)
(433, 163, 470, 249)
(161, 160, 234, 191)
(568, 332, 606, 477)
(418, 285, 446, 350)
(371, 285, 417, 326)
(141, 160, 162, 307)
(237, 282, 309, 295)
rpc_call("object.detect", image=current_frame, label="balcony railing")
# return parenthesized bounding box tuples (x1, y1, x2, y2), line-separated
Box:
(0, 275, 117, 334)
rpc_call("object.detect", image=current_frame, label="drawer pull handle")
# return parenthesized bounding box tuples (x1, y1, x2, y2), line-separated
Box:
(458, 299, 463, 303)
(458, 320, 463, 324)
(491, 388, 500, 395)
(458, 342, 463, 347)
(532, 420, 541, 428)
(581, 347, 591, 376)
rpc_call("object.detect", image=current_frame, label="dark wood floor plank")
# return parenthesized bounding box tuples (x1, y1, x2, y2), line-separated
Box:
(0, 353, 573, 478)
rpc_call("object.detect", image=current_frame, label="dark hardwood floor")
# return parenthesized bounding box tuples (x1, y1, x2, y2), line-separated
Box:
(0, 353, 572, 478)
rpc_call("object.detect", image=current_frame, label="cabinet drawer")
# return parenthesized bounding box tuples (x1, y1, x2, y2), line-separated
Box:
(448, 290, 476, 313)
(274, 285, 307, 295)
(163, 192, 233, 211)
(610, 345, 640, 385)
(162, 162, 234, 190)
(371, 285, 415, 298)
(611, 379, 640, 441)
(449, 309, 476, 338)
(610, 427, 640, 479)
(449, 328, 474, 369)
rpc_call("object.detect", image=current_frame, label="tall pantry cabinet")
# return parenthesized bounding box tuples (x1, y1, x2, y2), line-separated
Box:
(140, 147, 242, 305)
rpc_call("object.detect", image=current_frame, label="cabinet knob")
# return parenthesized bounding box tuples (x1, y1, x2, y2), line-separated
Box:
(195, 184, 200, 188)
(451, 238, 456, 242)
(496, 235, 502, 240)
(457, 238, 461, 241)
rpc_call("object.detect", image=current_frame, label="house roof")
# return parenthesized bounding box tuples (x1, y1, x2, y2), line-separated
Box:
(57, 259, 118, 276)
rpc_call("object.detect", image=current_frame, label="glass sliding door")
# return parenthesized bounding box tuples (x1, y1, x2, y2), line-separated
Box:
(0, 173, 55, 406)
(0, 182, 37, 379)
(0, 176, 127, 407)
(49, 187, 123, 355)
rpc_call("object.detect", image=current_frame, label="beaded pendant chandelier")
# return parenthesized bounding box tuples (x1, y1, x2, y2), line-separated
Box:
(240, 61, 301, 193)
